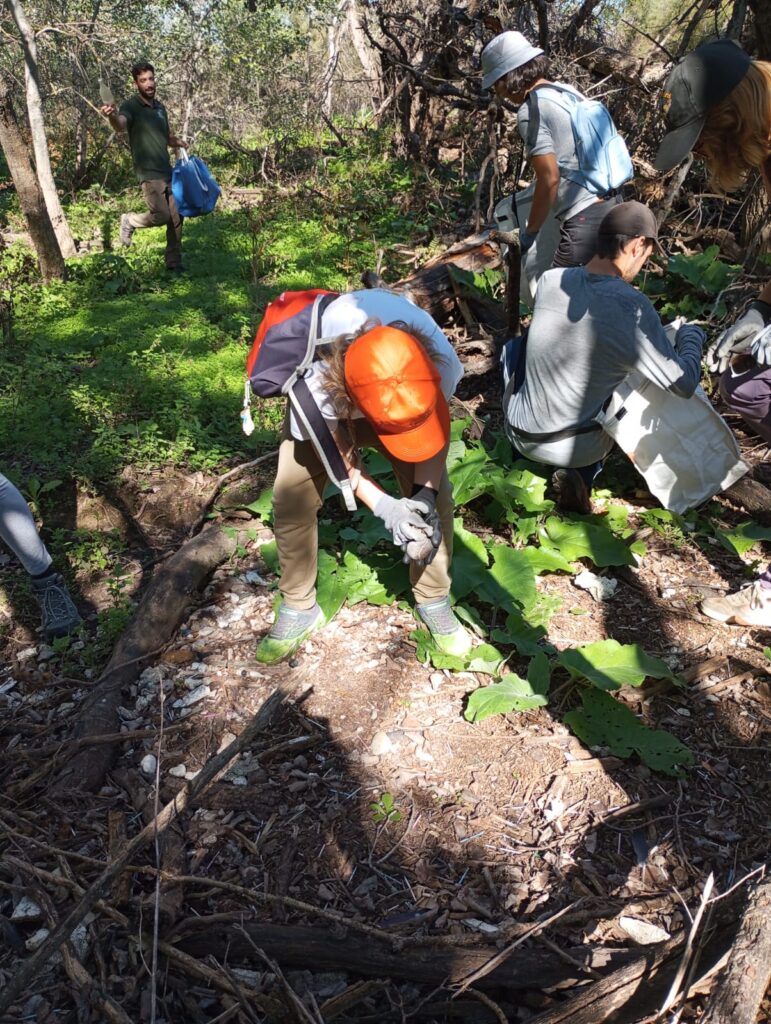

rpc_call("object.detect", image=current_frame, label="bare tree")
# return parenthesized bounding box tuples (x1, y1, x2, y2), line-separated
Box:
(4, 0, 77, 257)
(0, 74, 65, 281)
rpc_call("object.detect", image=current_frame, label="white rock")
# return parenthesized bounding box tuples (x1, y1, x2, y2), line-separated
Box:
(619, 916, 670, 945)
(370, 731, 393, 756)
(37, 645, 56, 661)
(140, 754, 158, 775)
(69, 923, 90, 959)
(16, 647, 38, 661)
(139, 666, 164, 687)
(244, 570, 268, 586)
(172, 684, 212, 708)
(11, 896, 42, 922)
(218, 732, 237, 752)
(574, 570, 618, 602)
(25, 928, 50, 951)
(169, 764, 188, 778)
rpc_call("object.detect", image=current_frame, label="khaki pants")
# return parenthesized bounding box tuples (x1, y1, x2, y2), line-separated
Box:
(272, 419, 454, 610)
(128, 179, 183, 269)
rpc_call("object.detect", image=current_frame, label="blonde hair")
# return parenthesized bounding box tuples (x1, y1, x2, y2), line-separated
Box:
(697, 60, 771, 196)
(319, 318, 447, 456)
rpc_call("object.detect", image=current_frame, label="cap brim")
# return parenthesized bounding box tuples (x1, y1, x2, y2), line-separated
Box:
(653, 116, 705, 172)
(377, 392, 451, 463)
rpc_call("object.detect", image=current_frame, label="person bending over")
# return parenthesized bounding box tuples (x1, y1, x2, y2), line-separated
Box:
(655, 40, 771, 625)
(503, 202, 705, 514)
(256, 289, 472, 665)
(481, 30, 630, 268)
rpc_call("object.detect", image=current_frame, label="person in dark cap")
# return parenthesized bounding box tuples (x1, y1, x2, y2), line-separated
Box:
(502, 201, 705, 514)
(481, 30, 633, 269)
(655, 41, 771, 626)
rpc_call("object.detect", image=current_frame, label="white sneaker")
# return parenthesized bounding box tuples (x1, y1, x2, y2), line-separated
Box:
(700, 581, 771, 627)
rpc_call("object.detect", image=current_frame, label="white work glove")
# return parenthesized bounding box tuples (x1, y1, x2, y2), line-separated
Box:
(706, 301, 771, 373)
(373, 494, 432, 550)
(751, 323, 771, 367)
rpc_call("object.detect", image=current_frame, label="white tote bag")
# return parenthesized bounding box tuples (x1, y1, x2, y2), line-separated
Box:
(493, 184, 560, 306)
(599, 367, 748, 513)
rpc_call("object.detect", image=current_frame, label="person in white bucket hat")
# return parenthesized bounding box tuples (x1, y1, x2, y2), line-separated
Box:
(481, 31, 632, 268)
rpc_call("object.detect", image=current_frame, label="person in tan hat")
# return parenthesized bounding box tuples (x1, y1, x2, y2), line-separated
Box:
(653, 40, 771, 626)
(481, 30, 632, 268)
(502, 201, 705, 513)
(256, 289, 472, 664)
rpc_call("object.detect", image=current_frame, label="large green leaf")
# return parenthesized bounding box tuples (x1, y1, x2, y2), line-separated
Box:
(242, 486, 274, 521)
(491, 611, 554, 656)
(564, 688, 693, 777)
(412, 631, 505, 674)
(476, 544, 537, 613)
(258, 539, 280, 574)
(522, 546, 573, 575)
(714, 521, 771, 557)
(556, 639, 677, 691)
(540, 516, 634, 567)
(450, 518, 490, 601)
(316, 550, 348, 622)
(448, 446, 494, 505)
(464, 654, 551, 722)
(666, 246, 740, 296)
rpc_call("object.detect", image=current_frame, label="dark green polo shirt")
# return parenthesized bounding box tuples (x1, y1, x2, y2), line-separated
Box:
(119, 94, 172, 182)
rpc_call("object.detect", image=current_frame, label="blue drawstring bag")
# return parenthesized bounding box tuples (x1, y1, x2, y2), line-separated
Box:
(171, 148, 221, 218)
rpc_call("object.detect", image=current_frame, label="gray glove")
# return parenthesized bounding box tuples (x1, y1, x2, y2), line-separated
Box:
(751, 323, 771, 367)
(408, 486, 442, 567)
(706, 301, 771, 373)
(373, 493, 432, 549)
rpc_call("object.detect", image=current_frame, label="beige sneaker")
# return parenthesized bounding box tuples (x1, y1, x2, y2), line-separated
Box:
(700, 581, 771, 626)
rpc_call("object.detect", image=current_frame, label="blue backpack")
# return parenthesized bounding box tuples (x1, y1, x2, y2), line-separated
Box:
(171, 149, 221, 218)
(526, 84, 633, 195)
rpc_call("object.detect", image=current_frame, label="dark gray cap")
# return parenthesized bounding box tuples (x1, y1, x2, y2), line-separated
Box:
(599, 200, 659, 241)
(654, 39, 752, 172)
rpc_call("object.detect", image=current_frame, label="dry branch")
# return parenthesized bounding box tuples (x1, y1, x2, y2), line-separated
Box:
(53, 523, 252, 795)
(0, 689, 287, 1018)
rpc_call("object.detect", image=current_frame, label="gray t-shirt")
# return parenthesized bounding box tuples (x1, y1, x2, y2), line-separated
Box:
(517, 83, 599, 223)
(507, 267, 704, 442)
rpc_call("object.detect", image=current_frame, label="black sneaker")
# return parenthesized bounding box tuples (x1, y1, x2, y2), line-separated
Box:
(31, 573, 82, 639)
(550, 469, 592, 515)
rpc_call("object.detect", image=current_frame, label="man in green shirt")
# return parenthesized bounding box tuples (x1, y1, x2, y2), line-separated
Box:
(101, 62, 184, 272)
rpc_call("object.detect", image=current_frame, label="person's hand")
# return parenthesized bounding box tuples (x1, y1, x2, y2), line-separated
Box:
(519, 228, 538, 254)
(373, 493, 432, 551)
(100, 103, 116, 118)
(751, 324, 771, 367)
(408, 485, 441, 566)
(706, 302, 771, 373)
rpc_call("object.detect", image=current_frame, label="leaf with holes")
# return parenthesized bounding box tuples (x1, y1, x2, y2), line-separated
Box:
(557, 639, 678, 691)
(564, 688, 693, 776)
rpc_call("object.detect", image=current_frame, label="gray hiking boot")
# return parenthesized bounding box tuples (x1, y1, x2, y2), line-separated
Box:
(31, 572, 82, 639)
(119, 213, 135, 247)
(256, 603, 324, 664)
(416, 597, 472, 657)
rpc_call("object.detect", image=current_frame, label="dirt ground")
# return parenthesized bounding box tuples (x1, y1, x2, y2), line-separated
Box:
(1, 354, 770, 1022)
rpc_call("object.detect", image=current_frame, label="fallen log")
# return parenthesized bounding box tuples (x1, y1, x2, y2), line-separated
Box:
(177, 920, 636, 992)
(52, 524, 251, 796)
(722, 477, 771, 527)
(361, 230, 503, 332)
(701, 875, 771, 1024)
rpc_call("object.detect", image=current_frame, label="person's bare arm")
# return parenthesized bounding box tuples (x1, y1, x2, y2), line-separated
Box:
(100, 104, 127, 132)
(167, 129, 184, 149)
(526, 153, 560, 234)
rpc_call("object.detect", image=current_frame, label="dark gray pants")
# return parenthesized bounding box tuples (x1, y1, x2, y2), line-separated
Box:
(720, 359, 771, 443)
(552, 194, 623, 268)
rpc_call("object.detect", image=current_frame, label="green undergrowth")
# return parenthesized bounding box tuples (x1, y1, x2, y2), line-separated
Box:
(243, 420, 769, 777)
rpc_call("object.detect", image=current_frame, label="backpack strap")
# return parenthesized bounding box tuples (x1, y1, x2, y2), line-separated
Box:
(288, 377, 357, 511)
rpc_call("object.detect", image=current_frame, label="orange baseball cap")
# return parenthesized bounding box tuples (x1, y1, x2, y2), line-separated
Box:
(344, 325, 450, 463)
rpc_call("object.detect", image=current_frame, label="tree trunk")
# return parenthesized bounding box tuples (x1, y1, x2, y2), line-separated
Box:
(5, 0, 77, 257)
(701, 876, 771, 1024)
(73, 96, 88, 186)
(0, 76, 65, 281)
(347, 0, 384, 108)
(748, 0, 771, 59)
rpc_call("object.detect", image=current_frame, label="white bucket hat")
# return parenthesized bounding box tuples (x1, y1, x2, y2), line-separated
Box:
(481, 31, 544, 90)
